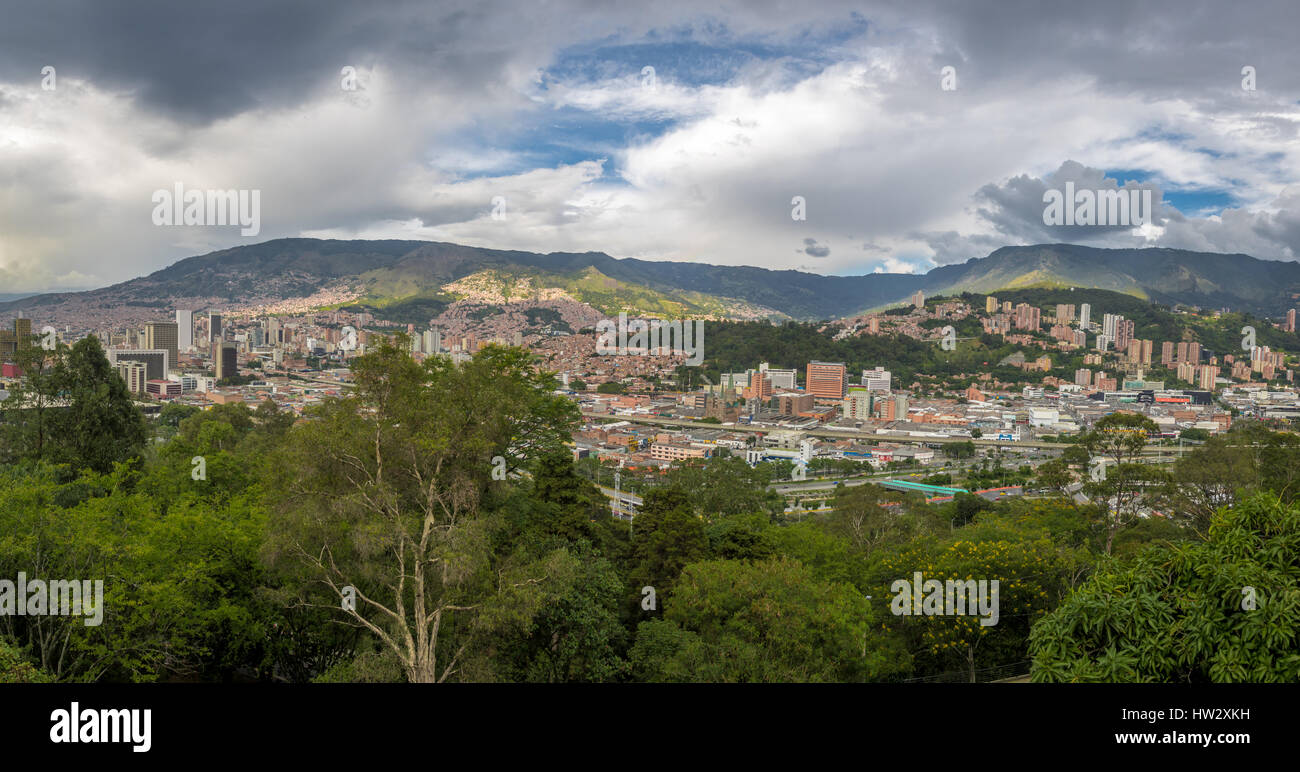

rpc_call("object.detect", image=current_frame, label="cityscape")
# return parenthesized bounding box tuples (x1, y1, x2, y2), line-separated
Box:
(0, 0, 1296, 755)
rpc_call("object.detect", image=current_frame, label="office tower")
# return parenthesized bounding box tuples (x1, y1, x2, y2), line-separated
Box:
(1079, 303, 1091, 329)
(862, 367, 892, 392)
(144, 321, 179, 374)
(266, 317, 283, 346)
(116, 360, 150, 394)
(806, 361, 847, 400)
(175, 310, 194, 351)
(759, 363, 797, 389)
(2, 317, 33, 358)
(215, 343, 238, 381)
(108, 349, 169, 382)
(209, 312, 223, 343)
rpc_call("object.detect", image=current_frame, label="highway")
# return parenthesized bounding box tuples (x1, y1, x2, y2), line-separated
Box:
(580, 411, 1190, 455)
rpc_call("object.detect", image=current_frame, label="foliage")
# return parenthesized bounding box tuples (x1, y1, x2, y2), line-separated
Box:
(1030, 495, 1300, 682)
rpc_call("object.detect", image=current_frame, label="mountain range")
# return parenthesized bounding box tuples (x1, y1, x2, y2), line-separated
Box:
(3, 240, 1298, 324)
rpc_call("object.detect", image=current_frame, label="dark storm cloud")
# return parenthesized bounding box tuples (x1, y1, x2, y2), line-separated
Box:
(0, 0, 597, 123)
(802, 237, 830, 257)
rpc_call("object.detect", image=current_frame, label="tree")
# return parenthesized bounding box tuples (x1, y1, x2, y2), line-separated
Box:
(629, 557, 902, 682)
(1, 336, 146, 473)
(944, 440, 976, 459)
(871, 513, 1077, 682)
(1081, 413, 1160, 555)
(1029, 494, 1300, 682)
(630, 489, 709, 596)
(264, 341, 582, 682)
(1156, 433, 1258, 534)
(595, 382, 626, 394)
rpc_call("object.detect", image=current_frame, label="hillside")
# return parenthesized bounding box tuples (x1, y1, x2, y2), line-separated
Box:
(3, 240, 1300, 325)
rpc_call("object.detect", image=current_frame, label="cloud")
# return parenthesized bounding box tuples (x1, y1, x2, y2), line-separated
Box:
(0, 1, 1299, 292)
(802, 237, 831, 257)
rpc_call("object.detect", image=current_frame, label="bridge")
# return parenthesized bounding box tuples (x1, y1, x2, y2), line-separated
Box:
(875, 478, 968, 498)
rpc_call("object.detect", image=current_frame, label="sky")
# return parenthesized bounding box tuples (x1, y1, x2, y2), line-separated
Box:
(1, 0, 1298, 293)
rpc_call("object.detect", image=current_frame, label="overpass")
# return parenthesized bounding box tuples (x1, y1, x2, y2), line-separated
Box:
(581, 411, 1189, 456)
(875, 479, 968, 497)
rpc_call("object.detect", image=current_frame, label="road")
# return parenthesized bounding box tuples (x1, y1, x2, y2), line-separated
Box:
(581, 411, 1188, 455)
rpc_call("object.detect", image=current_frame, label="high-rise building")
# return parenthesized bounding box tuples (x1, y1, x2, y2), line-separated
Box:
(912, 291, 925, 309)
(144, 321, 179, 374)
(209, 312, 223, 344)
(1161, 341, 1175, 367)
(1014, 303, 1041, 331)
(1140, 339, 1153, 367)
(1198, 365, 1219, 391)
(266, 316, 282, 346)
(1075, 368, 1092, 386)
(116, 360, 149, 394)
(1102, 313, 1118, 341)
(862, 367, 892, 392)
(806, 361, 847, 400)
(841, 389, 872, 420)
(108, 349, 169, 382)
(759, 363, 797, 389)
(176, 310, 194, 351)
(0, 317, 33, 359)
(1287, 309, 1297, 333)
(215, 342, 238, 381)
(1079, 303, 1091, 329)
(1115, 319, 1134, 352)
(985, 296, 999, 314)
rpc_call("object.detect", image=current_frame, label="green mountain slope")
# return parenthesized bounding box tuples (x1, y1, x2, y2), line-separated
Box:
(3, 240, 1298, 322)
